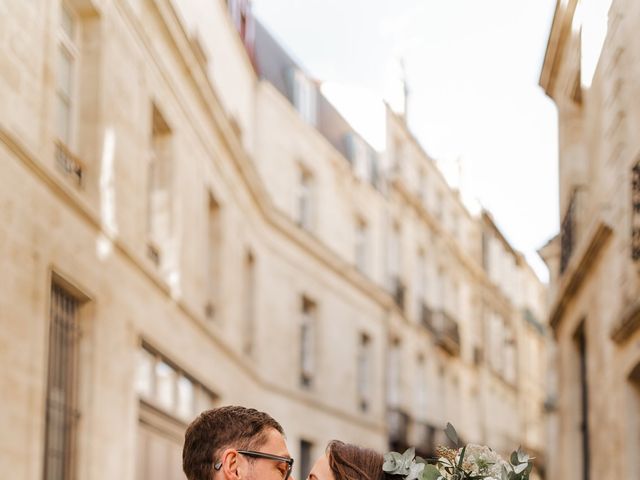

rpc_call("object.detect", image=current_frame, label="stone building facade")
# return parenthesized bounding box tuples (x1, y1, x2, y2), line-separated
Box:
(539, 0, 640, 479)
(0, 1, 546, 480)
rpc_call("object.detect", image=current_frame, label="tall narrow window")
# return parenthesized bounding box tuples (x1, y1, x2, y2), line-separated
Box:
(297, 169, 313, 230)
(147, 105, 173, 266)
(627, 364, 640, 479)
(357, 333, 371, 411)
(243, 251, 256, 355)
(299, 440, 313, 480)
(575, 324, 590, 480)
(300, 297, 316, 388)
(54, 5, 83, 183)
(205, 193, 221, 319)
(355, 218, 368, 273)
(388, 223, 404, 309)
(56, 6, 76, 147)
(387, 339, 401, 407)
(415, 355, 427, 420)
(415, 251, 426, 321)
(417, 168, 426, 203)
(632, 160, 640, 261)
(291, 69, 317, 125)
(43, 283, 81, 480)
(435, 191, 443, 221)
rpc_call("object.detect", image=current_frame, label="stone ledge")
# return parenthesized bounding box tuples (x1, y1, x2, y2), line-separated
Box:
(611, 299, 640, 344)
(549, 216, 613, 332)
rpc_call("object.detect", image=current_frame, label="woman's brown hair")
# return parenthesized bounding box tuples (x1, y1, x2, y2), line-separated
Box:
(326, 440, 390, 480)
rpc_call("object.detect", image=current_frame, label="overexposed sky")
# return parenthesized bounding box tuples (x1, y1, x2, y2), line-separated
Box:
(254, 0, 560, 281)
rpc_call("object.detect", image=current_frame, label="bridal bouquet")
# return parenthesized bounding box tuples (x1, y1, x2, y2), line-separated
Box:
(383, 423, 533, 480)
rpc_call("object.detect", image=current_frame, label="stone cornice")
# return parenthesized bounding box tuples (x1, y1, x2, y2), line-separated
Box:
(548, 216, 613, 332)
(611, 299, 640, 344)
(539, 0, 579, 98)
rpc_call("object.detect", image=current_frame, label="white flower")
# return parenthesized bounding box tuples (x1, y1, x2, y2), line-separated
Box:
(457, 444, 508, 478)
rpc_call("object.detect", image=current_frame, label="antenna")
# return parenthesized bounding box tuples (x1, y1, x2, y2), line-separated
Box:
(399, 58, 410, 122)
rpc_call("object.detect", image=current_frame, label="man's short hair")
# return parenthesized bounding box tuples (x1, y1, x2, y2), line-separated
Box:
(183, 405, 285, 480)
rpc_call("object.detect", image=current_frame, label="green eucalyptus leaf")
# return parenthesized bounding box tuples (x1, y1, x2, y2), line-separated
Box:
(457, 445, 467, 470)
(406, 461, 426, 480)
(444, 423, 459, 446)
(514, 463, 528, 474)
(403, 447, 416, 461)
(510, 451, 519, 466)
(421, 464, 442, 480)
(516, 447, 529, 464)
(383, 452, 403, 472)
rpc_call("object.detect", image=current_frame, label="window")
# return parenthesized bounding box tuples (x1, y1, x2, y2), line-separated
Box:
(626, 364, 640, 479)
(355, 218, 368, 273)
(387, 339, 401, 407)
(147, 105, 173, 266)
(43, 283, 82, 480)
(388, 222, 402, 291)
(205, 193, 221, 319)
(345, 133, 376, 184)
(435, 191, 443, 221)
(357, 333, 371, 411)
(300, 297, 317, 388)
(418, 168, 427, 203)
(54, 4, 83, 184)
(291, 69, 317, 125)
(573, 324, 590, 480)
(481, 231, 490, 272)
(415, 251, 426, 320)
(243, 251, 256, 355)
(56, 6, 76, 147)
(299, 440, 313, 480)
(415, 355, 427, 420)
(135, 344, 216, 421)
(136, 352, 213, 480)
(488, 313, 505, 374)
(297, 169, 313, 230)
(632, 160, 640, 261)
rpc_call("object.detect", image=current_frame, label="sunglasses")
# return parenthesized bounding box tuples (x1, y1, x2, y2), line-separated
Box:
(214, 449, 294, 480)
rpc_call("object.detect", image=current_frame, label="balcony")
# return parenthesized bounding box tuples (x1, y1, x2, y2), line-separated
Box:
(411, 421, 438, 458)
(420, 302, 434, 330)
(422, 309, 460, 356)
(55, 140, 84, 186)
(387, 407, 410, 451)
(390, 276, 406, 311)
(560, 188, 586, 274)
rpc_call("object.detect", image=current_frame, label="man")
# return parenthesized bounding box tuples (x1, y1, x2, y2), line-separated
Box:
(183, 405, 295, 480)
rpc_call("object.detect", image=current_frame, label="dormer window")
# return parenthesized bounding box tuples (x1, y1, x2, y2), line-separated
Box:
(344, 133, 377, 185)
(291, 69, 317, 125)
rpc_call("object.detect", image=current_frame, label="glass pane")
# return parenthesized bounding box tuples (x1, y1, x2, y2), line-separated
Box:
(57, 47, 73, 99)
(155, 361, 176, 411)
(195, 387, 215, 414)
(55, 95, 70, 144)
(176, 375, 195, 420)
(60, 5, 75, 39)
(135, 349, 155, 398)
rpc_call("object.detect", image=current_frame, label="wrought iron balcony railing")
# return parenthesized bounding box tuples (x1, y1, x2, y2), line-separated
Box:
(432, 310, 461, 356)
(387, 407, 410, 450)
(391, 276, 406, 311)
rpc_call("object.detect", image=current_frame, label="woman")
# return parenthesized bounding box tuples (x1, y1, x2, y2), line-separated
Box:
(307, 440, 392, 480)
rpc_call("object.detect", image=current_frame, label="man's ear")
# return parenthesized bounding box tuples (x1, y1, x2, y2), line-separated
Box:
(220, 449, 241, 480)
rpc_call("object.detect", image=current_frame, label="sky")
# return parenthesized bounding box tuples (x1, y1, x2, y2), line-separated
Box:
(253, 0, 560, 282)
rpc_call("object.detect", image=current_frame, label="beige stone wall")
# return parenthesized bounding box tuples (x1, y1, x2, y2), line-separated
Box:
(0, 0, 548, 479)
(540, 0, 640, 478)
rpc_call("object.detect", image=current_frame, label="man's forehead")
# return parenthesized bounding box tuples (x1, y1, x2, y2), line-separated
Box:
(263, 428, 290, 456)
